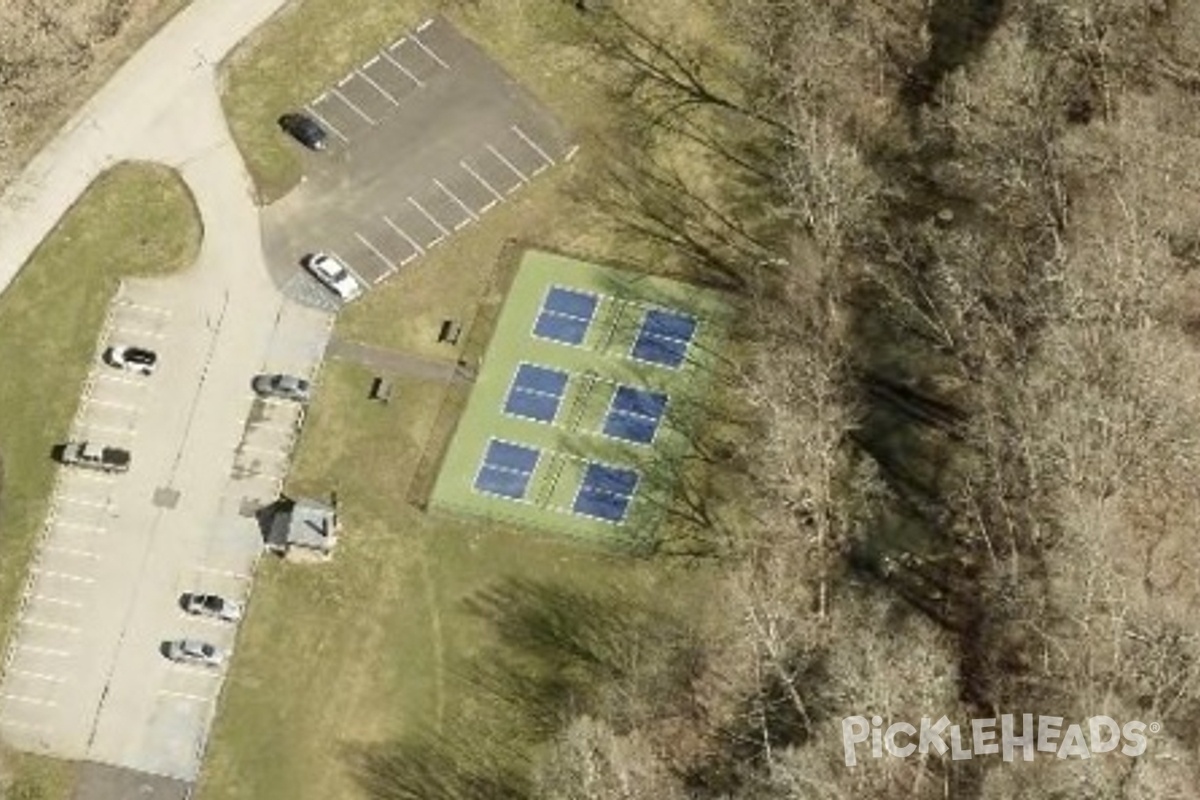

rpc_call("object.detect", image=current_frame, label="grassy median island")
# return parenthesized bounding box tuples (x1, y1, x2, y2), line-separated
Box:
(0, 161, 200, 800)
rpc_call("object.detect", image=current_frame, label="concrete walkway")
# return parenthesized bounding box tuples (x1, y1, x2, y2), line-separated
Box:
(0, 0, 290, 290)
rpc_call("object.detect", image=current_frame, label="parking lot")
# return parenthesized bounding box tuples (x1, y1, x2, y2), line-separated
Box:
(0, 279, 333, 779)
(264, 15, 574, 304)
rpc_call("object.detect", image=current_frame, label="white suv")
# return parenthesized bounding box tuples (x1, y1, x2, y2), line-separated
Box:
(304, 253, 363, 302)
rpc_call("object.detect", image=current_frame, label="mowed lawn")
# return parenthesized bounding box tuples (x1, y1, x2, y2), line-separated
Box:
(0, 162, 200, 798)
(198, 361, 694, 800)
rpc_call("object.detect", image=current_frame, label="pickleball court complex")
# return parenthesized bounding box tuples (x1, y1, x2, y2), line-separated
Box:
(430, 250, 729, 543)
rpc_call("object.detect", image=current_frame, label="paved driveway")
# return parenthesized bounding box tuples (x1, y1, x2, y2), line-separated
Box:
(264, 16, 574, 304)
(0, 277, 332, 780)
(0, 68, 334, 780)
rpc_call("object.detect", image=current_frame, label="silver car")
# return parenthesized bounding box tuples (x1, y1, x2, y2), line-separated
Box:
(252, 373, 311, 403)
(164, 639, 226, 668)
(182, 593, 242, 623)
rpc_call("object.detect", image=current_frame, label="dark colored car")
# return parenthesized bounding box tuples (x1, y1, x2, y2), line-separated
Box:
(279, 113, 328, 151)
(105, 345, 158, 376)
(252, 373, 312, 403)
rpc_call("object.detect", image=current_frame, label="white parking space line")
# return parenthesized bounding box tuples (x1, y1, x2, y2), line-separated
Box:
(84, 398, 139, 412)
(44, 546, 100, 560)
(112, 327, 166, 340)
(399, 252, 418, 267)
(32, 569, 94, 584)
(512, 124, 556, 166)
(10, 670, 65, 683)
(68, 472, 116, 485)
(1, 694, 55, 707)
(381, 48, 424, 87)
(114, 301, 171, 314)
(76, 423, 136, 438)
(383, 216, 424, 255)
(238, 443, 288, 457)
(94, 373, 146, 387)
(331, 87, 376, 125)
(198, 567, 252, 581)
(168, 665, 224, 679)
(158, 690, 213, 703)
(564, 144, 580, 162)
(0, 718, 48, 732)
(23, 619, 80, 634)
(417, 17, 433, 31)
(364, 54, 381, 69)
(16, 644, 69, 657)
(232, 471, 285, 487)
(33, 596, 83, 609)
(250, 420, 296, 435)
(337, 73, 355, 88)
(408, 197, 450, 236)
(356, 68, 399, 105)
(411, 31, 450, 69)
(486, 144, 528, 184)
(56, 496, 110, 510)
(254, 396, 302, 409)
(461, 160, 504, 201)
(53, 520, 107, 533)
(434, 179, 479, 221)
(354, 232, 399, 273)
(304, 104, 348, 143)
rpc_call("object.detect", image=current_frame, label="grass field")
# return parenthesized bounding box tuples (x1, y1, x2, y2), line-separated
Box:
(430, 250, 730, 543)
(0, 162, 200, 798)
(198, 361, 703, 800)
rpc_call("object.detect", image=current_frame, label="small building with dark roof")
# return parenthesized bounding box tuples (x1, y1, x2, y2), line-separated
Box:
(266, 496, 340, 562)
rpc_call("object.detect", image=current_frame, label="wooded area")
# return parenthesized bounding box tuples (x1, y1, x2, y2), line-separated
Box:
(430, 1, 1200, 797)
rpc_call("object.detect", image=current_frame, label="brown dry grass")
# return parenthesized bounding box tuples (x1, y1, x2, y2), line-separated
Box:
(0, 0, 190, 194)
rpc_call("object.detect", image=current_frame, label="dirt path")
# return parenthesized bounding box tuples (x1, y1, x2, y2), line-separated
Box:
(325, 337, 473, 384)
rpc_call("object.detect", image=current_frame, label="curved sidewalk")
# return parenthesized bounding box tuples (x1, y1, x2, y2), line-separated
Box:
(0, 0, 289, 291)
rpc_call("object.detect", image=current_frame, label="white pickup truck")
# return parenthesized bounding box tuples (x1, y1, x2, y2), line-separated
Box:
(60, 441, 131, 474)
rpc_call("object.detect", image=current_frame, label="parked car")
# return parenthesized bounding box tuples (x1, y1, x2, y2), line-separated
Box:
(279, 112, 328, 151)
(252, 373, 311, 403)
(181, 593, 242, 623)
(104, 345, 157, 376)
(164, 639, 226, 668)
(303, 252, 363, 302)
(59, 441, 131, 473)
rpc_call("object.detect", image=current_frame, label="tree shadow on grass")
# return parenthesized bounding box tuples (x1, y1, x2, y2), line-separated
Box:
(346, 732, 529, 800)
(346, 577, 703, 800)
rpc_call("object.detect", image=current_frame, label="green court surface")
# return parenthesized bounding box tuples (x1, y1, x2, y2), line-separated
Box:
(429, 250, 729, 544)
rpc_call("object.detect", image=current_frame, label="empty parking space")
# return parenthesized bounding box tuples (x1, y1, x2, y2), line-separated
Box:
(360, 55, 421, 103)
(334, 74, 393, 124)
(307, 93, 364, 143)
